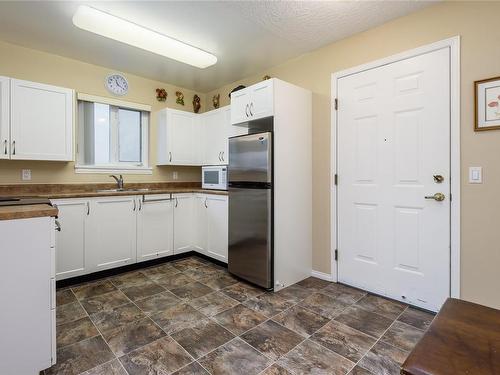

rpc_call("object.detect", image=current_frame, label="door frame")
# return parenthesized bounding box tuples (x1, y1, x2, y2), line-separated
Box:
(330, 36, 461, 298)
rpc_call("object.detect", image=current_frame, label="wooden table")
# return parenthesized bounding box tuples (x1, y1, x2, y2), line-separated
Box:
(401, 298, 500, 375)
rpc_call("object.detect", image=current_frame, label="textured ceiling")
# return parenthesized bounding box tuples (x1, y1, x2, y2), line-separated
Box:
(0, 1, 435, 92)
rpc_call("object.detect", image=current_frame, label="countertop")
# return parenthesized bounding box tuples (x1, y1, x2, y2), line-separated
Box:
(0, 204, 58, 221)
(0, 183, 227, 199)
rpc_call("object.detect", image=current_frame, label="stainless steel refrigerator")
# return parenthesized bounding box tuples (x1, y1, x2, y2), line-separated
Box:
(228, 132, 273, 289)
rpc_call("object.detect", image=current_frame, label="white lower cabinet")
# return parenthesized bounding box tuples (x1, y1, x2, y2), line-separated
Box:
(193, 194, 208, 255)
(206, 195, 229, 263)
(52, 192, 228, 280)
(173, 194, 195, 254)
(52, 199, 89, 280)
(87, 196, 137, 272)
(137, 195, 174, 262)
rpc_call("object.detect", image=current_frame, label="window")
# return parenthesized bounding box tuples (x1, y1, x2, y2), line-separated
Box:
(76, 98, 150, 173)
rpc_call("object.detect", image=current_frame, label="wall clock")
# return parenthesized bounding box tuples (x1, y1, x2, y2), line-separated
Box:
(105, 73, 129, 96)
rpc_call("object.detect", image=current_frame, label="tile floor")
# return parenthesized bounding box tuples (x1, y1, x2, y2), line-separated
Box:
(45, 256, 435, 375)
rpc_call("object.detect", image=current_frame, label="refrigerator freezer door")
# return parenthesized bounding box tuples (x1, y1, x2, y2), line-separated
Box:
(229, 132, 272, 183)
(228, 186, 272, 289)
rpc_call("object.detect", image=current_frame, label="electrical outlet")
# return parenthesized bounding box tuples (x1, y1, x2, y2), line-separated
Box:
(173, 171, 178, 180)
(21, 169, 32, 181)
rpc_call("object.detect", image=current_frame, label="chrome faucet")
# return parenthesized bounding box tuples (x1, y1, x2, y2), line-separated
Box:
(110, 174, 124, 190)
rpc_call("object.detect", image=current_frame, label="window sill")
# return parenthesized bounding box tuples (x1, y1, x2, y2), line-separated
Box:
(75, 165, 153, 175)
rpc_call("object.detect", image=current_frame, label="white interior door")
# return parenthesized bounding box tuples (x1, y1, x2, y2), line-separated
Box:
(337, 47, 450, 312)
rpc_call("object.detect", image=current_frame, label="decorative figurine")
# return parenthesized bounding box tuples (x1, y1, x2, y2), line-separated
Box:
(155, 88, 167, 102)
(212, 93, 220, 109)
(262, 75, 271, 80)
(229, 85, 246, 98)
(175, 91, 185, 105)
(193, 94, 201, 113)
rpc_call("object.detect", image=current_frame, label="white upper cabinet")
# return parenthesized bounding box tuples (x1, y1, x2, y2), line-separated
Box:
(0, 76, 10, 159)
(86, 196, 137, 272)
(137, 195, 174, 262)
(203, 106, 230, 165)
(157, 108, 202, 166)
(173, 194, 195, 254)
(230, 79, 274, 124)
(10, 79, 73, 161)
(52, 199, 89, 281)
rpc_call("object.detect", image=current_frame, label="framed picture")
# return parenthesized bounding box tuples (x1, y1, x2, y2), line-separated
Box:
(475, 76, 500, 131)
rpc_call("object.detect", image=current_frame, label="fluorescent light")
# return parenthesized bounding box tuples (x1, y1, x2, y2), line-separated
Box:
(72, 5, 217, 69)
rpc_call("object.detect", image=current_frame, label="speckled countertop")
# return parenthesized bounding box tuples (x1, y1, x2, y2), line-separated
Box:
(0, 204, 58, 221)
(0, 182, 226, 220)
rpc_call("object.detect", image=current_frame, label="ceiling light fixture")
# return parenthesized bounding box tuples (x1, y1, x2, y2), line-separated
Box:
(72, 5, 217, 69)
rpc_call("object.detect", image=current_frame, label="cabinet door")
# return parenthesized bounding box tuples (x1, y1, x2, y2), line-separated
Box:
(206, 195, 228, 263)
(10, 79, 73, 161)
(87, 197, 137, 272)
(0, 76, 9, 159)
(173, 194, 194, 254)
(203, 108, 227, 165)
(249, 80, 274, 120)
(230, 88, 251, 125)
(193, 195, 208, 255)
(137, 195, 174, 262)
(52, 199, 88, 280)
(167, 110, 198, 165)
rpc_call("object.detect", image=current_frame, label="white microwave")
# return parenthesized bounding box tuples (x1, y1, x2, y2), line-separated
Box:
(202, 166, 228, 190)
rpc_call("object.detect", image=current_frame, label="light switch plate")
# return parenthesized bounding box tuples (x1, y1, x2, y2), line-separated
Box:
(21, 169, 32, 181)
(469, 167, 482, 184)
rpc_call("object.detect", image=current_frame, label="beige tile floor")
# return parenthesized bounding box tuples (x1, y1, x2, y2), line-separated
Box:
(45, 256, 434, 375)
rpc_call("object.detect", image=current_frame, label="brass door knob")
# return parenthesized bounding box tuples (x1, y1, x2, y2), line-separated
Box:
(425, 193, 445, 201)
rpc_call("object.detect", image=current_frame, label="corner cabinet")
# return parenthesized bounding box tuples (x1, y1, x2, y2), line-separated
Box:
(86, 196, 137, 272)
(230, 79, 274, 124)
(10, 79, 73, 161)
(195, 194, 228, 263)
(157, 106, 246, 167)
(157, 108, 202, 165)
(137, 195, 174, 262)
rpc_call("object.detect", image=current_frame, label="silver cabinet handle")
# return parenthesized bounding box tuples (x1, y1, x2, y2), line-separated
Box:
(138, 199, 142, 211)
(3, 140, 6, 155)
(204, 198, 208, 208)
(245, 104, 249, 117)
(133, 200, 136, 211)
(55, 220, 61, 232)
(169, 152, 172, 162)
(175, 197, 178, 208)
(12, 140, 15, 155)
(86, 202, 90, 215)
(249, 102, 254, 116)
(218, 151, 222, 161)
(221, 151, 224, 161)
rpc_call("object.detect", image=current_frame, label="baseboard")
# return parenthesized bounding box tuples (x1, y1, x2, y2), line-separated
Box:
(311, 270, 334, 282)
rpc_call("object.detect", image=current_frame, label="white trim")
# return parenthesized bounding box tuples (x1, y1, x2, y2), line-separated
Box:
(330, 36, 461, 298)
(74, 165, 153, 175)
(311, 270, 335, 282)
(77, 92, 151, 112)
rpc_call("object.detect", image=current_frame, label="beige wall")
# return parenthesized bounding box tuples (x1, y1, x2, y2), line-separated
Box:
(0, 40, 207, 184)
(208, 1, 500, 309)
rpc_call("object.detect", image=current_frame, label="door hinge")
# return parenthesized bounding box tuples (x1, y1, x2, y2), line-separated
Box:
(334, 249, 338, 261)
(334, 98, 338, 110)
(334, 174, 338, 185)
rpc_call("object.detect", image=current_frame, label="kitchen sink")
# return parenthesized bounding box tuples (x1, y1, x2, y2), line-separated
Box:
(96, 188, 151, 193)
